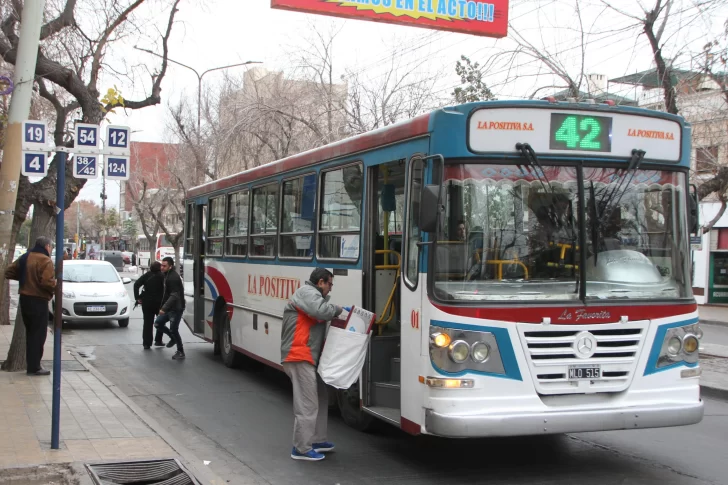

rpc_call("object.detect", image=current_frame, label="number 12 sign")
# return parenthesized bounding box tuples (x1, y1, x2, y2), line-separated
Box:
(106, 125, 130, 155)
(105, 156, 129, 181)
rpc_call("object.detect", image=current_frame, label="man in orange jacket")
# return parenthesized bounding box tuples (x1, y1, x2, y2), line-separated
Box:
(280, 268, 346, 461)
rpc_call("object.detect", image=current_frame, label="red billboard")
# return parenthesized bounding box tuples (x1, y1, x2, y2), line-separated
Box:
(271, 0, 509, 38)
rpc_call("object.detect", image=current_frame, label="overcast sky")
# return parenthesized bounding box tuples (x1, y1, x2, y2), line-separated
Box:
(72, 0, 728, 209)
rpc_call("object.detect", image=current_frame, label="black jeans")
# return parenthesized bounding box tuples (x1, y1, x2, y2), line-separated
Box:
(155, 310, 183, 352)
(19, 295, 49, 372)
(142, 306, 164, 347)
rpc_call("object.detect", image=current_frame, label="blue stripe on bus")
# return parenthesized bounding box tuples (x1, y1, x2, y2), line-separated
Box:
(429, 320, 522, 381)
(643, 317, 699, 376)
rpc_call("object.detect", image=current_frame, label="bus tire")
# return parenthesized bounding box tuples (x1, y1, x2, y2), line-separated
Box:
(212, 303, 226, 356)
(336, 381, 373, 432)
(220, 312, 244, 368)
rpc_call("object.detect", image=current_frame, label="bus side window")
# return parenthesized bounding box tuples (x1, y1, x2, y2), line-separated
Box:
(226, 190, 249, 257)
(251, 183, 278, 258)
(318, 163, 363, 261)
(207, 196, 225, 256)
(185, 204, 194, 257)
(280, 173, 316, 260)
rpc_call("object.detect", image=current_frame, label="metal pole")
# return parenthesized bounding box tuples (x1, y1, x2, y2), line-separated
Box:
(101, 169, 106, 260)
(76, 201, 80, 256)
(0, 0, 45, 269)
(51, 148, 67, 450)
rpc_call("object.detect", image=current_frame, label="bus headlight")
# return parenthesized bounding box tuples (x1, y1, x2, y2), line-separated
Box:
(429, 325, 505, 376)
(667, 336, 682, 355)
(448, 340, 470, 363)
(655, 322, 700, 369)
(471, 341, 490, 363)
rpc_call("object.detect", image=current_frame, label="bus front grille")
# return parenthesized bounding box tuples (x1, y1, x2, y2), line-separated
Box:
(517, 323, 647, 395)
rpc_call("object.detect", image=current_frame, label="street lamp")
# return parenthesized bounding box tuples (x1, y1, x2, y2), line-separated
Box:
(134, 47, 261, 135)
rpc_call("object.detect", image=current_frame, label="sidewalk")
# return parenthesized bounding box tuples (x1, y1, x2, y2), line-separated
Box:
(0, 287, 226, 484)
(699, 304, 728, 326)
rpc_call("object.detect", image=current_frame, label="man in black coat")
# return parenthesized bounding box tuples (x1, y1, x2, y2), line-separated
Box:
(154, 257, 186, 360)
(133, 261, 165, 349)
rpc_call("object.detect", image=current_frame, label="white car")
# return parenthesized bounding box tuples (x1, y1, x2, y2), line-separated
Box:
(52, 260, 132, 327)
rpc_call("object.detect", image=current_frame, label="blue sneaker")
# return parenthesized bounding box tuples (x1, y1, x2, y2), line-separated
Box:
(290, 447, 325, 461)
(312, 442, 335, 453)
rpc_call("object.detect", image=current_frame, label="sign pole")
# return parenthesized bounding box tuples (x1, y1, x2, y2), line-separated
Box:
(51, 148, 67, 450)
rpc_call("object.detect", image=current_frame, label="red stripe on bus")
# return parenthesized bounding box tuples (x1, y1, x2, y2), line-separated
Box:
(431, 302, 698, 324)
(187, 113, 430, 198)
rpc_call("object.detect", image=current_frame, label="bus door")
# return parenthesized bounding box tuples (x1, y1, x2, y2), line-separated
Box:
(192, 201, 207, 336)
(362, 159, 407, 424)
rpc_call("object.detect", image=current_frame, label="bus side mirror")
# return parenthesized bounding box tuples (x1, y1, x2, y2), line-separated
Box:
(689, 185, 699, 235)
(418, 185, 440, 233)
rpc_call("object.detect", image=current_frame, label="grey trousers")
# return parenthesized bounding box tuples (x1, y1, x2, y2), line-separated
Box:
(283, 361, 328, 453)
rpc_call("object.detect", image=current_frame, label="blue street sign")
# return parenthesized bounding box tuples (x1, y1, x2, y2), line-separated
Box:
(21, 152, 47, 177)
(21, 120, 49, 151)
(106, 125, 130, 155)
(74, 123, 99, 152)
(105, 156, 129, 181)
(73, 154, 99, 179)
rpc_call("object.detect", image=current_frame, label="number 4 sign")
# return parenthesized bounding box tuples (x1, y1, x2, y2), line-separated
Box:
(105, 156, 129, 181)
(21, 152, 48, 177)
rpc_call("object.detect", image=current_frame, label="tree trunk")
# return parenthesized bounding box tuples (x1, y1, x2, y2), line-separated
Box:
(2, 202, 57, 371)
(0, 207, 29, 325)
(1, 311, 26, 371)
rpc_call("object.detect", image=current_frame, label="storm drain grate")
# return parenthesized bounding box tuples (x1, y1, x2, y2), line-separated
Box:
(86, 458, 199, 485)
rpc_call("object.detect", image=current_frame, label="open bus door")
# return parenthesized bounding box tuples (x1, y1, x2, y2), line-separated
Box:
(185, 201, 207, 337)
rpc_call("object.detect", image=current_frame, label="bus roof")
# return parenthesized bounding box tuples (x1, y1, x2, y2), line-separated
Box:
(187, 112, 431, 199)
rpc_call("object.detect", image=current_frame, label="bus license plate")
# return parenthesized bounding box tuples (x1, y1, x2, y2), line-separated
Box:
(87, 306, 106, 312)
(568, 365, 600, 380)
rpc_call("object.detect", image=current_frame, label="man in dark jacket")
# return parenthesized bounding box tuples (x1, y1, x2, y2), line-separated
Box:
(133, 261, 165, 349)
(4, 236, 57, 375)
(154, 257, 186, 360)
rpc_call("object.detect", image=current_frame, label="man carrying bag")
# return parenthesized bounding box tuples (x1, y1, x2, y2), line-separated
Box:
(280, 268, 348, 462)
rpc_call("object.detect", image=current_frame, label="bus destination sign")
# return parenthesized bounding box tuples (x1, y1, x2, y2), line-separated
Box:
(271, 0, 509, 38)
(469, 108, 682, 162)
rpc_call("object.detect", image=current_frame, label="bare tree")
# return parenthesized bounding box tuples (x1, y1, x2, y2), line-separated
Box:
(0, 0, 182, 370)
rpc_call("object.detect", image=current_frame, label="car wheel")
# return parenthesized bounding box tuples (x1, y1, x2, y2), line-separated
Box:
(220, 313, 243, 368)
(337, 381, 373, 432)
(118, 318, 129, 328)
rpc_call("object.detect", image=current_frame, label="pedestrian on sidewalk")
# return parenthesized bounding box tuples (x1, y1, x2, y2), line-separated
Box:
(280, 268, 345, 461)
(4, 236, 57, 376)
(154, 257, 186, 360)
(134, 261, 165, 350)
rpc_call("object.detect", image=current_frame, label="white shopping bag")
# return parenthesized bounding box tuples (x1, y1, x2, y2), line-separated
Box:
(318, 326, 370, 389)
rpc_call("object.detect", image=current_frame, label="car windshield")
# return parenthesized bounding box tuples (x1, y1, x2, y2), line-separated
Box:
(433, 163, 690, 302)
(63, 264, 120, 283)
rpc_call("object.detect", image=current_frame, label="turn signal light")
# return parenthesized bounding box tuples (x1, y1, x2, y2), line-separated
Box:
(431, 332, 451, 348)
(683, 335, 699, 354)
(425, 377, 474, 389)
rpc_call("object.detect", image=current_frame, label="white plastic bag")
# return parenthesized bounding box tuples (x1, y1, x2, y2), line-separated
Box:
(318, 326, 370, 389)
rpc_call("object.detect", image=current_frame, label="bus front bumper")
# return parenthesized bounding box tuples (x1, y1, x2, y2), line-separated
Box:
(424, 400, 704, 437)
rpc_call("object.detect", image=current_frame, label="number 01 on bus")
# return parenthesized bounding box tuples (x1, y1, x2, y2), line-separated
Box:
(182, 100, 703, 438)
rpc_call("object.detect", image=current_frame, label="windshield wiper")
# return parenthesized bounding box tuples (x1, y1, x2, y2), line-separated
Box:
(596, 149, 646, 230)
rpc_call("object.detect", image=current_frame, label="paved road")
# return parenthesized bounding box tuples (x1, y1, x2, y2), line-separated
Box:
(58, 278, 728, 485)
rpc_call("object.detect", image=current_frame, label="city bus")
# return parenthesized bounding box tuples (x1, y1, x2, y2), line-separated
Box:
(183, 100, 703, 437)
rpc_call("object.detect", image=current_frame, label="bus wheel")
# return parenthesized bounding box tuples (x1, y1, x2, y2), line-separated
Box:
(212, 308, 224, 356)
(336, 382, 373, 432)
(220, 312, 243, 368)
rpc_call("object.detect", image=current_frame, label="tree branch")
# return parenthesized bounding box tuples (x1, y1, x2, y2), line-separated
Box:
(39, 0, 77, 40)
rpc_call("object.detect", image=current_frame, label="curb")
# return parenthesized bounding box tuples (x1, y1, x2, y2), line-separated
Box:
(68, 350, 229, 485)
(699, 319, 728, 327)
(701, 384, 728, 402)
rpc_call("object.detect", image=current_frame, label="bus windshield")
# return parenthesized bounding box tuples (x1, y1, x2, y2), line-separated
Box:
(432, 163, 690, 303)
